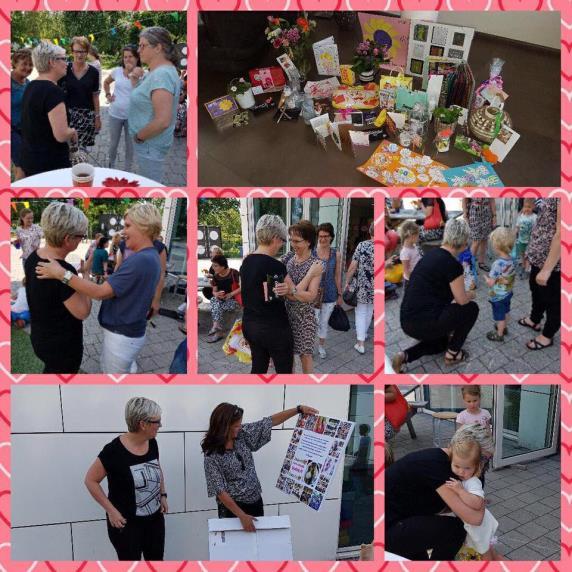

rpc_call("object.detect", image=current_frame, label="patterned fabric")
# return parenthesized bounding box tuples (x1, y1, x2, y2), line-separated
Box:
(204, 417, 272, 503)
(283, 251, 320, 355)
(516, 213, 537, 245)
(488, 257, 515, 302)
(69, 107, 96, 148)
(419, 227, 444, 243)
(526, 198, 560, 272)
(16, 224, 43, 259)
(353, 240, 374, 305)
(468, 198, 494, 241)
(210, 297, 240, 323)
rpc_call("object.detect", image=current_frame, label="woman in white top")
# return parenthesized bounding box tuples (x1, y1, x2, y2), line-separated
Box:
(103, 45, 140, 171)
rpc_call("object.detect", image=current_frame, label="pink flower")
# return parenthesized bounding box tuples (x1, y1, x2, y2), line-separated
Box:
(373, 48, 379, 56)
(272, 39, 282, 48)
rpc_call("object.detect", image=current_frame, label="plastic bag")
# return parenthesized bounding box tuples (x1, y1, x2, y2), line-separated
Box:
(474, 58, 505, 109)
(222, 319, 252, 364)
(328, 305, 350, 332)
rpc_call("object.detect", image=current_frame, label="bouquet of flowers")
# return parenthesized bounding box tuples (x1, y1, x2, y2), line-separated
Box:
(351, 40, 389, 76)
(265, 14, 317, 79)
(228, 77, 252, 96)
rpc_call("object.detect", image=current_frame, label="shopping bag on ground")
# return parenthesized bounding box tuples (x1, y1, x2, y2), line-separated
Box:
(328, 305, 350, 331)
(222, 319, 251, 364)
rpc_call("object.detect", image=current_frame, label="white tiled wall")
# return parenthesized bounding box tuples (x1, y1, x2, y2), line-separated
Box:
(12, 385, 351, 561)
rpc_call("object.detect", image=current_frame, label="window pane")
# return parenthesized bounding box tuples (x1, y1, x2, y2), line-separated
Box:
(338, 386, 373, 549)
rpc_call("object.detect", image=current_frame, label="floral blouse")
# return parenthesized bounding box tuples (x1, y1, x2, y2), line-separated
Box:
(526, 199, 560, 272)
(353, 239, 374, 305)
(16, 224, 43, 259)
(204, 416, 272, 504)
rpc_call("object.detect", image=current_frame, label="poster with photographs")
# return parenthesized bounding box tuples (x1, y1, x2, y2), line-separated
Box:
(276, 414, 355, 511)
(406, 20, 474, 81)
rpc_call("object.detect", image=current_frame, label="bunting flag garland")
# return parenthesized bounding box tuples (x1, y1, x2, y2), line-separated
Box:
(12, 13, 184, 50)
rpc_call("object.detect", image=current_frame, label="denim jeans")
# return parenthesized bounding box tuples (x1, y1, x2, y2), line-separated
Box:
(108, 115, 133, 171)
(101, 328, 146, 374)
(134, 141, 168, 184)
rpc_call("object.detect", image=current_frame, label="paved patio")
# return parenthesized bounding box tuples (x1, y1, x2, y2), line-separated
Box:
(11, 240, 187, 374)
(385, 250, 561, 374)
(387, 411, 561, 561)
(197, 302, 374, 374)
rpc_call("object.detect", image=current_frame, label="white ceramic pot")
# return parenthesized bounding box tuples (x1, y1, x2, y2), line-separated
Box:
(235, 89, 255, 110)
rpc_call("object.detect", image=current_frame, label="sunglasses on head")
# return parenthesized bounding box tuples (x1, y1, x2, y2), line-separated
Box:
(232, 405, 243, 418)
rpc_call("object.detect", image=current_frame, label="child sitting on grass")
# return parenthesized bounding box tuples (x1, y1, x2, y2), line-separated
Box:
(11, 277, 30, 328)
(398, 220, 422, 289)
(485, 227, 516, 342)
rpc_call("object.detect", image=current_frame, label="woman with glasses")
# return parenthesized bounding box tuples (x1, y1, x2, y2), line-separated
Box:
(20, 42, 78, 177)
(128, 27, 181, 184)
(202, 402, 318, 532)
(24, 202, 91, 373)
(85, 397, 168, 561)
(58, 36, 101, 150)
(239, 215, 322, 374)
(36, 202, 163, 374)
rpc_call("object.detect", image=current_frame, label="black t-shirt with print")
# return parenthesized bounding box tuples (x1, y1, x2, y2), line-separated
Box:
(385, 448, 455, 527)
(24, 250, 83, 357)
(400, 248, 463, 323)
(240, 254, 289, 326)
(99, 437, 161, 519)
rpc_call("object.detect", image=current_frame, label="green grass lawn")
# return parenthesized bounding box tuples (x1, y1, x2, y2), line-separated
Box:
(11, 326, 43, 374)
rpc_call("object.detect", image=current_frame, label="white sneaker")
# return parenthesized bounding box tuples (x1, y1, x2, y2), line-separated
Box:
(318, 346, 327, 359)
(354, 343, 365, 355)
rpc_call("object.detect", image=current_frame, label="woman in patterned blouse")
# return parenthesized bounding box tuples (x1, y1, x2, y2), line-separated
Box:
(202, 402, 318, 532)
(519, 198, 561, 351)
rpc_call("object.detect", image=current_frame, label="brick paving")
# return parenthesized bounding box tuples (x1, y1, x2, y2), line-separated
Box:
(11, 240, 186, 374)
(388, 411, 561, 561)
(385, 251, 561, 374)
(197, 302, 374, 374)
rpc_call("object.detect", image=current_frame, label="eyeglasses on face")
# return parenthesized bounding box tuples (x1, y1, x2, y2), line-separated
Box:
(145, 418, 162, 426)
(138, 43, 150, 50)
(290, 238, 306, 244)
(53, 57, 68, 62)
(72, 50, 87, 54)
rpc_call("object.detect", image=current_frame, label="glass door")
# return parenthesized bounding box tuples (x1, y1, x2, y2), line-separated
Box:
(493, 385, 560, 468)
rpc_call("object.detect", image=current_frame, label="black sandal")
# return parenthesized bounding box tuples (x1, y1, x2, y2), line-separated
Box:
(518, 317, 542, 332)
(444, 349, 469, 366)
(526, 338, 553, 351)
(478, 263, 490, 272)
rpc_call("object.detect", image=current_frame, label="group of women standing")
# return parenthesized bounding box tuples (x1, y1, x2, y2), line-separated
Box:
(11, 27, 181, 184)
(208, 215, 374, 374)
(85, 397, 317, 560)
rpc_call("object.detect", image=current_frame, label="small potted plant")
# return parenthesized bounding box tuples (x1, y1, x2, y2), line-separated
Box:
(433, 106, 463, 134)
(351, 40, 389, 82)
(228, 77, 255, 110)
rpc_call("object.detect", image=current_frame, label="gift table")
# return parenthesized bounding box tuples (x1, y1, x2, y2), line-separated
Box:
(198, 17, 560, 188)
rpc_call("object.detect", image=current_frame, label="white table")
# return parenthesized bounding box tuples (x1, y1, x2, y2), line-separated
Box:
(12, 167, 164, 187)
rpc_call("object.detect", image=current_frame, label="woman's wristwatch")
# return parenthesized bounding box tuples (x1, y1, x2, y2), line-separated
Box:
(61, 270, 73, 285)
(160, 493, 168, 498)
(296, 405, 303, 414)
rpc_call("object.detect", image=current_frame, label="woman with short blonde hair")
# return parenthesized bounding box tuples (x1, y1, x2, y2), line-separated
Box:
(20, 42, 77, 177)
(36, 202, 164, 373)
(392, 217, 479, 372)
(25, 201, 91, 373)
(85, 397, 167, 560)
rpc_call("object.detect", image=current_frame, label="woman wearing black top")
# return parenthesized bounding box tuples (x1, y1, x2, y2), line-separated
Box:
(202, 402, 318, 532)
(239, 215, 322, 374)
(58, 36, 100, 149)
(20, 42, 78, 177)
(85, 397, 168, 561)
(25, 202, 91, 373)
(391, 218, 479, 373)
(385, 424, 493, 560)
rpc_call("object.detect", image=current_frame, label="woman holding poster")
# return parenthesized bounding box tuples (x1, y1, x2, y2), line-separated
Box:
(202, 402, 318, 532)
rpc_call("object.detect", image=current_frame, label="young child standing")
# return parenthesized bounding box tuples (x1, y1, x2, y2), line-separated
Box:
(398, 220, 422, 288)
(445, 438, 501, 561)
(485, 227, 516, 342)
(456, 386, 492, 428)
(514, 199, 538, 278)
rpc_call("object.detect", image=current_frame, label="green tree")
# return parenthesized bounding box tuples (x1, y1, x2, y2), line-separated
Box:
(198, 199, 242, 257)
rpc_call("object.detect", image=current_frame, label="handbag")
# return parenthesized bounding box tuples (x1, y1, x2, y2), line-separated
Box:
(423, 200, 443, 230)
(230, 269, 243, 307)
(385, 385, 409, 430)
(379, 68, 413, 91)
(342, 278, 358, 307)
(328, 305, 350, 332)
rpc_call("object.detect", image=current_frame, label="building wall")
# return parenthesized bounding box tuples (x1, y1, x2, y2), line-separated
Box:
(11, 385, 350, 561)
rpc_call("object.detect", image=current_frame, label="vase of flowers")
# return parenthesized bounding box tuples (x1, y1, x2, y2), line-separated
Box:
(433, 106, 463, 135)
(228, 77, 255, 110)
(265, 14, 317, 81)
(351, 40, 389, 82)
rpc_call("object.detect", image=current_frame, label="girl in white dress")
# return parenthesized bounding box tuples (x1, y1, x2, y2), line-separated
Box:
(445, 436, 502, 560)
